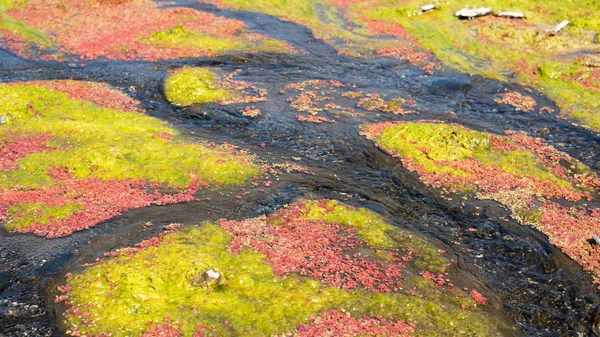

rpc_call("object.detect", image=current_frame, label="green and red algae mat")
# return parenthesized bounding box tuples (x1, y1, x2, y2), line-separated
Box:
(197, 0, 600, 132)
(0, 0, 294, 60)
(362, 121, 600, 283)
(57, 200, 512, 336)
(0, 80, 260, 237)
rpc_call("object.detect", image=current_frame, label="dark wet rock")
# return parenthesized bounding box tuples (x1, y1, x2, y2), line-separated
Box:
(427, 76, 472, 94)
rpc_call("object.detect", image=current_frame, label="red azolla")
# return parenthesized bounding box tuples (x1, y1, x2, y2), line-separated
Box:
(2, 0, 272, 61)
(0, 133, 54, 171)
(0, 167, 198, 238)
(494, 92, 537, 112)
(219, 201, 409, 292)
(288, 310, 414, 337)
(141, 325, 182, 337)
(25, 80, 143, 112)
(469, 290, 487, 305)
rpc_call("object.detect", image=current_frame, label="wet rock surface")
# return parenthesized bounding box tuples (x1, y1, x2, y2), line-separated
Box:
(0, 1, 600, 336)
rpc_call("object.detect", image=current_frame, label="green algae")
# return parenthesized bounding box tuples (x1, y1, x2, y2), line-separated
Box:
(63, 221, 507, 337)
(145, 24, 293, 60)
(5, 203, 81, 230)
(374, 122, 575, 190)
(0, 82, 259, 190)
(163, 67, 232, 107)
(146, 25, 245, 55)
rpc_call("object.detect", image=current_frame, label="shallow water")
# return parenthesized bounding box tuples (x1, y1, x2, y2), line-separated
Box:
(1, 1, 600, 336)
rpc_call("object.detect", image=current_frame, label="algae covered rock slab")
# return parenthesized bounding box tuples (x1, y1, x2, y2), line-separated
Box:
(0, 80, 260, 237)
(58, 200, 509, 336)
(362, 121, 600, 282)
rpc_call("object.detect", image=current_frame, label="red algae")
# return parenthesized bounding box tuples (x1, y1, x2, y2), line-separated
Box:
(494, 92, 537, 112)
(25, 80, 143, 112)
(282, 310, 415, 337)
(470, 290, 487, 305)
(538, 204, 600, 278)
(0, 133, 54, 171)
(1, 0, 290, 60)
(283, 80, 412, 123)
(0, 81, 260, 237)
(0, 167, 199, 238)
(220, 215, 407, 292)
(141, 325, 182, 337)
(58, 201, 501, 336)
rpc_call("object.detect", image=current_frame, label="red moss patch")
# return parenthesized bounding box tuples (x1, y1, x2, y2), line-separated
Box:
(0, 167, 199, 238)
(288, 310, 414, 337)
(26, 80, 143, 112)
(220, 201, 411, 293)
(3, 0, 285, 60)
(0, 133, 54, 171)
(494, 92, 537, 112)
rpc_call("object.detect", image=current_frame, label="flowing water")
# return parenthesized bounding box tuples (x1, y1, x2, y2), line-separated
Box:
(1, 2, 600, 336)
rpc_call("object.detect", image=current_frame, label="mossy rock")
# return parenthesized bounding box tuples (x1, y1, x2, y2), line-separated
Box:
(164, 67, 232, 106)
(61, 201, 509, 336)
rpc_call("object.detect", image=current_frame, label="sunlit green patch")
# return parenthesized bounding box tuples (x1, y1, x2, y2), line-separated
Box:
(0, 82, 259, 189)
(145, 24, 245, 54)
(163, 67, 232, 106)
(373, 122, 574, 190)
(4, 203, 81, 230)
(62, 222, 508, 336)
(145, 24, 294, 58)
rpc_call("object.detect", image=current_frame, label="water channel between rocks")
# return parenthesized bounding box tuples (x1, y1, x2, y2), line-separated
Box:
(1, 1, 600, 336)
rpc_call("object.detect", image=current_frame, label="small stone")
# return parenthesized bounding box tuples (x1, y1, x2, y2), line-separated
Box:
(593, 235, 600, 246)
(191, 268, 222, 288)
(455, 7, 491, 19)
(548, 20, 569, 35)
(420, 4, 436, 12)
(0, 116, 5, 124)
(496, 11, 525, 19)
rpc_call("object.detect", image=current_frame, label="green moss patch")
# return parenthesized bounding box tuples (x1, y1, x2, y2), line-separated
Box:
(164, 67, 268, 107)
(164, 67, 232, 106)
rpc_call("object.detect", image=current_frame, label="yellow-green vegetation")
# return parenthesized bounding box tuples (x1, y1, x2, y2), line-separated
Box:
(0, 82, 259, 189)
(63, 221, 507, 336)
(374, 122, 575, 190)
(163, 67, 232, 106)
(145, 25, 291, 58)
(147, 25, 247, 54)
(5, 203, 81, 230)
(350, 0, 600, 130)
